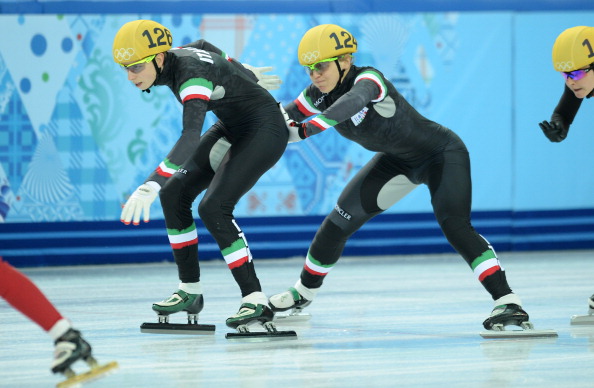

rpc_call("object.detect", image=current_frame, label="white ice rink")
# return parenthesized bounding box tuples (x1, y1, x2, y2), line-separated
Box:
(1, 250, 593, 388)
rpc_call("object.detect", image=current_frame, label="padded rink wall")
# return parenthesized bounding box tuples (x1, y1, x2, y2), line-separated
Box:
(1, 0, 594, 266)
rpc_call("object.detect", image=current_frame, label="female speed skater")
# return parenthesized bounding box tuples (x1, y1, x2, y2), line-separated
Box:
(269, 23, 533, 332)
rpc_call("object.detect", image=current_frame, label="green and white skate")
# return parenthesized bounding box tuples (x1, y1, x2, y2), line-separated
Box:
(225, 292, 296, 341)
(140, 290, 215, 334)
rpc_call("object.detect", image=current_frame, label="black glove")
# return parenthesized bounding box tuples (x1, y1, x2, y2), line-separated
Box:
(538, 119, 568, 142)
(288, 121, 308, 140)
(296, 122, 308, 139)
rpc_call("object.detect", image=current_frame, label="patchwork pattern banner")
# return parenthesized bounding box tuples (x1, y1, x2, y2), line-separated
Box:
(0, 12, 592, 224)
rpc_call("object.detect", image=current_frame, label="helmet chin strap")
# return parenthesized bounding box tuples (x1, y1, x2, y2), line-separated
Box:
(142, 56, 163, 94)
(328, 60, 346, 93)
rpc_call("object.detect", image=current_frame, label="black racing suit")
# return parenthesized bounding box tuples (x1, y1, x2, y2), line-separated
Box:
(285, 65, 512, 301)
(149, 40, 288, 296)
(547, 84, 587, 131)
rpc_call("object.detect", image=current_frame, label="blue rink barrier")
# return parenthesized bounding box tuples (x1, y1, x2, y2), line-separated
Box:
(2, 209, 594, 267)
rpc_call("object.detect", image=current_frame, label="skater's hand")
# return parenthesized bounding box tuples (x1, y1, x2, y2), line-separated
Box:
(278, 103, 307, 143)
(121, 181, 160, 225)
(539, 119, 568, 142)
(243, 63, 282, 91)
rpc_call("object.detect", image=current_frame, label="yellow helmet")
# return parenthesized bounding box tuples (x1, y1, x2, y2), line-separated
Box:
(552, 26, 594, 72)
(113, 20, 173, 65)
(297, 24, 358, 66)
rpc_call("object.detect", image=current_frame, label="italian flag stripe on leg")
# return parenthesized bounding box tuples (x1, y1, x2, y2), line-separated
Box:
(471, 250, 501, 282)
(222, 239, 251, 269)
(167, 224, 198, 249)
(303, 252, 334, 276)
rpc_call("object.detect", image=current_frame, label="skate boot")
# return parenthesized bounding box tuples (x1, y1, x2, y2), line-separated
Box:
(226, 292, 274, 329)
(51, 328, 92, 375)
(152, 289, 204, 319)
(269, 287, 311, 312)
(225, 292, 296, 340)
(141, 289, 215, 334)
(571, 294, 594, 325)
(483, 303, 530, 330)
(52, 328, 118, 386)
(480, 293, 557, 338)
(269, 280, 317, 322)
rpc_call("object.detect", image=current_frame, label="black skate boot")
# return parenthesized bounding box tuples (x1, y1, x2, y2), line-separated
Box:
(589, 294, 594, 315)
(483, 304, 529, 330)
(51, 329, 93, 375)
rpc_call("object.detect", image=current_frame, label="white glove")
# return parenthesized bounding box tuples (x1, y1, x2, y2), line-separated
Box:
(278, 103, 303, 143)
(243, 63, 282, 90)
(121, 181, 160, 225)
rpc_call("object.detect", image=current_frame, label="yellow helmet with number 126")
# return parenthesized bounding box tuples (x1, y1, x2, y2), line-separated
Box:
(298, 24, 358, 66)
(552, 26, 594, 72)
(113, 20, 173, 65)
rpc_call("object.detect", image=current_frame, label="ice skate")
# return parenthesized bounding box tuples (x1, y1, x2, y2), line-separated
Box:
(53, 329, 118, 388)
(225, 292, 297, 341)
(140, 289, 215, 334)
(270, 280, 317, 322)
(480, 295, 557, 339)
(570, 294, 594, 325)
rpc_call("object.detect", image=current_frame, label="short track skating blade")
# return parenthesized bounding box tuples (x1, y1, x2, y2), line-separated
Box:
(57, 361, 118, 388)
(273, 312, 311, 323)
(570, 314, 594, 325)
(140, 322, 215, 335)
(480, 329, 558, 339)
(225, 330, 297, 341)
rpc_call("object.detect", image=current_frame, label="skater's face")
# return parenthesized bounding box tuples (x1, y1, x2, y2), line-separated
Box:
(562, 65, 594, 98)
(307, 55, 352, 93)
(122, 53, 164, 91)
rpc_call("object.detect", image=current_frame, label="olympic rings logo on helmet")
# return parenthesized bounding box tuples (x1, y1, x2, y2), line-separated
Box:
(554, 61, 576, 72)
(113, 48, 136, 63)
(113, 20, 173, 64)
(301, 51, 321, 64)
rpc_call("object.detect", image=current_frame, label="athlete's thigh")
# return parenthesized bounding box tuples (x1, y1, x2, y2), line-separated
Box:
(171, 124, 227, 198)
(203, 123, 286, 204)
(332, 153, 417, 229)
(427, 150, 472, 221)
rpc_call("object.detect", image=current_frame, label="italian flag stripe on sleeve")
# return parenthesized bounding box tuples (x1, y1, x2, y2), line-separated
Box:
(222, 239, 251, 269)
(309, 115, 337, 132)
(303, 252, 334, 276)
(295, 92, 321, 116)
(220, 50, 232, 61)
(354, 70, 387, 102)
(156, 158, 179, 178)
(471, 251, 501, 282)
(180, 78, 213, 103)
(167, 224, 198, 249)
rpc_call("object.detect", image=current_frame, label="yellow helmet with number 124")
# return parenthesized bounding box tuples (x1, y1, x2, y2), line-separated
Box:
(298, 24, 358, 66)
(552, 26, 594, 72)
(113, 20, 173, 65)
